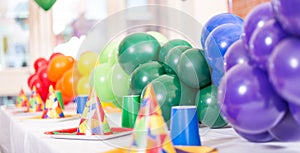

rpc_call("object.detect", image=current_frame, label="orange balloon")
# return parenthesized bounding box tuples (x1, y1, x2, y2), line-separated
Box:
(61, 69, 76, 97)
(55, 79, 73, 105)
(47, 55, 75, 82)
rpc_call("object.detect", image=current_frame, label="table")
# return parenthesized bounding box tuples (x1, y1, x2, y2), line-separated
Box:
(0, 104, 300, 153)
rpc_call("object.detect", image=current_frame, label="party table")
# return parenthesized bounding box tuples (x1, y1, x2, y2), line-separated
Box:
(0, 104, 299, 153)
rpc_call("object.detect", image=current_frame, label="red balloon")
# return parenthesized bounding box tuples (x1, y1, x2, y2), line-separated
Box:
(34, 58, 48, 72)
(37, 65, 52, 88)
(32, 78, 48, 102)
(28, 74, 40, 89)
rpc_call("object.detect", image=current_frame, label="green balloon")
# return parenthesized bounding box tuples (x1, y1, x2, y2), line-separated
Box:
(118, 33, 160, 74)
(179, 80, 198, 106)
(158, 39, 192, 63)
(164, 46, 191, 74)
(111, 63, 130, 108)
(94, 63, 115, 102)
(130, 61, 165, 95)
(34, 0, 56, 11)
(141, 75, 181, 125)
(147, 31, 168, 44)
(195, 84, 227, 128)
(177, 48, 211, 89)
(99, 41, 118, 65)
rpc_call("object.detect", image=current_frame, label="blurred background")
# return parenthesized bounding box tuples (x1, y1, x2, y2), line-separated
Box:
(0, 0, 267, 104)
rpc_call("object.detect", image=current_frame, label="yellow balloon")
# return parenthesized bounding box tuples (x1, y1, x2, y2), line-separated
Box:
(77, 51, 98, 76)
(76, 76, 90, 95)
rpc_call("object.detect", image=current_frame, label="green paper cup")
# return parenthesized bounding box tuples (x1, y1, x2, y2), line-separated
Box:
(121, 95, 141, 128)
(55, 91, 64, 110)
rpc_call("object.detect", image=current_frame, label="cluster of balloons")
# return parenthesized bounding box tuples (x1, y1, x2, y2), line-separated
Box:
(219, 1, 300, 142)
(201, 13, 244, 87)
(27, 57, 55, 102)
(28, 53, 76, 105)
(94, 31, 226, 128)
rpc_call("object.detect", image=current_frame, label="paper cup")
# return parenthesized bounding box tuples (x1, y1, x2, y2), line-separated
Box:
(170, 106, 201, 146)
(121, 95, 140, 128)
(75, 95, 89, 114)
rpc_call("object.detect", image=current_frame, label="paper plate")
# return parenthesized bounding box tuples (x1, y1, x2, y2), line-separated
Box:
(44, 127, 132, 140)
(19, 114, 80, 122)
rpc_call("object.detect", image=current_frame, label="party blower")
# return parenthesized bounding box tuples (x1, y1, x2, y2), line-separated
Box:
(105, 84, 217, 153)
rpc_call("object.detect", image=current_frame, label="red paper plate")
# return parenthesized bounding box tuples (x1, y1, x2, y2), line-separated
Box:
(44, 127, 133, 140)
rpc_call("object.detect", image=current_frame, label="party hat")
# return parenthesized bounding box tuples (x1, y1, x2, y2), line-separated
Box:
(42, 85, 64, 118)
(27, 86, 44, 112)
(129, 84, 176, 153)
(77, 89, 112, 135)
(16, 88, 28, 108)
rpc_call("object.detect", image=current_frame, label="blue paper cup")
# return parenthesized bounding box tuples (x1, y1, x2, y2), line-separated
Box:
(170, 106, 201, 146)
(75, 95, 89, 114)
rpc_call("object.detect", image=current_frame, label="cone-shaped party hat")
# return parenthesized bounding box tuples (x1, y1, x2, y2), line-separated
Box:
(16, 88, 28, 108)
(27, 86, 44, 112)
(129, 83, 176, 153)
(77, 89, 112, 135)
(42, 85, 64, 118)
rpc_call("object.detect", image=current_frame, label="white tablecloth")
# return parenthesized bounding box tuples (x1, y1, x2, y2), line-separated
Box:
(1, 104, 300, 153)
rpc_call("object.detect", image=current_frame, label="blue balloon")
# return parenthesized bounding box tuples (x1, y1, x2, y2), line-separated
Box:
(205, 23, 243, 79)
(211, 69, 223, 87)
(201, 13, 243, 48)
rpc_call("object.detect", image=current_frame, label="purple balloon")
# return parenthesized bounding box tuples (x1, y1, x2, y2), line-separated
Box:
(268, 37, 300, 105)
(272, 0, 300, 36)
(243, 2, 274, 48)
(234, 129, 274, 142)
(249, 20, 288, 70)
(289, 103, 300, 126)
(269, 111, 300, 141)
(224, 40, 251, 71)
(218, 63, 287, 134)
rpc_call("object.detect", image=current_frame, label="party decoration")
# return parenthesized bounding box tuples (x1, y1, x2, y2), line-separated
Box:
(47, 55, 75, 82)
(164, 46, 191, 74)
(195, 85, 227, 128)
(33, 58, 47, 72)
(289, 103, 300, 126)
(224, 40, 250, 71)
(268, 37, 300, 105)
(60, 69, 76, 98)
(16, 88, 28, 108)
(130, 61, 165, 95)
(177, 48, 211, 89)
(249, 19, 288, 70)
(200, 13, 243, 48)
(42, 85, 64, 119)
(99, 41, 118, 65)
(272, 0, 300, 36)
(129, 83, 176, 152)
(94, 63, 114, 102)
(76, 76, 90, 95)
(76, 51, 98, 76)
(243, 2, 274, 48)
(234, 129, 274, 143)
(34, 0, 56, 11)
(111, 63, 130, 108)
(77, 90, 112, 135)
(141, 75, 181, 124)
(27, 86, 44, 112)
(269, 111, 300, 141)
(158, 39, 192, 63)
(218, 63, 287, 134)
(146, 31, 168, 44)
(118, 33, 160, 74)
